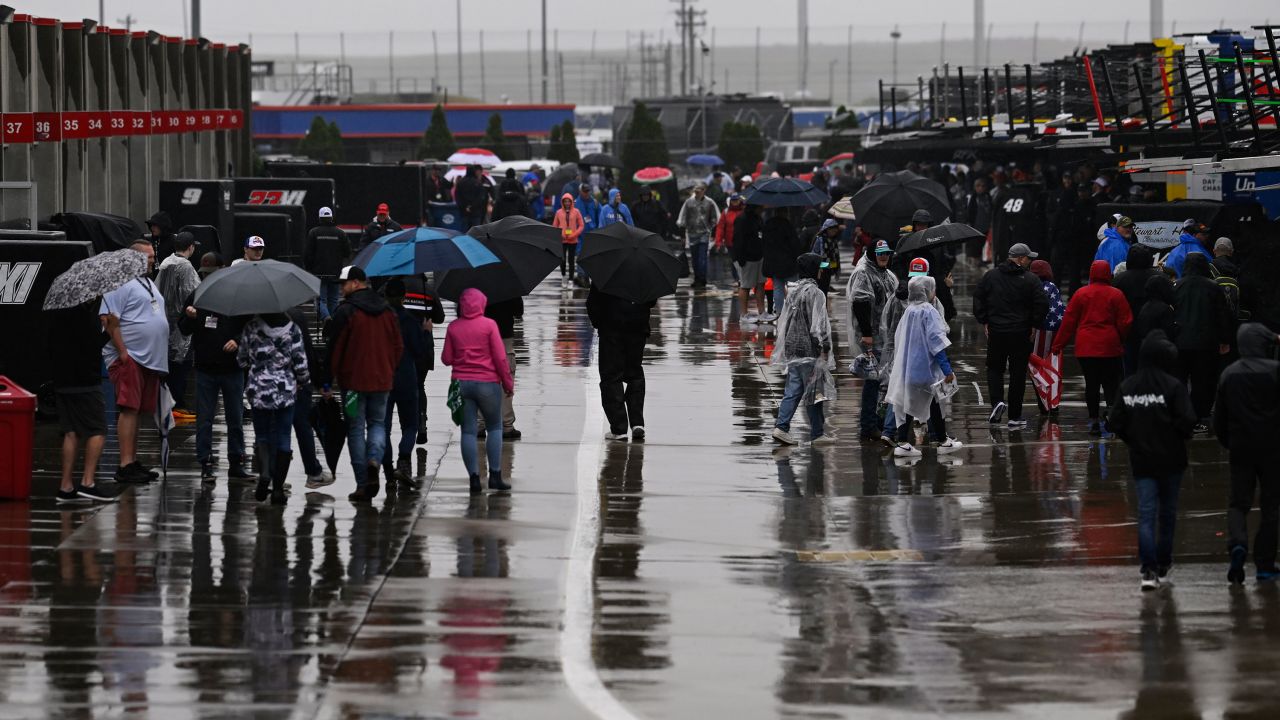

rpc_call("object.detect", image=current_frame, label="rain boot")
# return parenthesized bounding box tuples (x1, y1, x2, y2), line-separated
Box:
(348, 464, 381, 503)
(228, 454, 254, 483)
(488, 469, 511, 492)
(271, 451, 292, 505)
(254, 443, 272, 502)
(468, 474, 483, 495)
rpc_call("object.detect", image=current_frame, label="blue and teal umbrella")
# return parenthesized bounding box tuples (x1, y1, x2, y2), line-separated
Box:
(352, 226, 501, 277)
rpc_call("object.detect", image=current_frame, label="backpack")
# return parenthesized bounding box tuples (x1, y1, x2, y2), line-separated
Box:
(1217, 274, 1242, 321)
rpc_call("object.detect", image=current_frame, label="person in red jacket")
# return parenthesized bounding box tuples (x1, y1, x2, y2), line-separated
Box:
(1052, 260, 1133, 434)
(327, 265, 405, 501)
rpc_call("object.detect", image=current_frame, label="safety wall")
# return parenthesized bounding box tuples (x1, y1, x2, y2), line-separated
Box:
(0, 14, 252, 226)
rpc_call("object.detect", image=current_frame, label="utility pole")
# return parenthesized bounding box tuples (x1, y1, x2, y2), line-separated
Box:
(99, 0, 104, 25)
(117, 14, 134, 32)
(940, 22, 946, 68)
(456, 0, 463, 96)
(973, 0, 984, 68)
(526, 29, 533, 102)
(1149, 0, 1163, 40)
(847, 24, 853, 105)
(674, 0, 705, 96)
(191, 0, 200, 38)
(755, 26, 760, 94)
(479, 30, 486, 101)
(432, 31, 439, 94)
(389, 31, 395, 95)
(541, 0, 548, 104)
(1032, 22, 1039, 63)
(798, 0, 809, 95)
(891, 25, 902, 86)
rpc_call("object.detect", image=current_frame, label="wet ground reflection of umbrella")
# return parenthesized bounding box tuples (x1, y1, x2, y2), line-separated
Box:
(578, 224, 682, 303)
(435, 217, 563, 303)
(851, 170, 951, 241)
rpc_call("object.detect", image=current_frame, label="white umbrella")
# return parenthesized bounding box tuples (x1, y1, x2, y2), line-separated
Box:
(447, 147, 501, 167)
(828, 195, 856, 220)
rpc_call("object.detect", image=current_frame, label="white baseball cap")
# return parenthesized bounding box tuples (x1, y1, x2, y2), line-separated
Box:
(244, 235, 265, 249)
(318, 206, 333, 218)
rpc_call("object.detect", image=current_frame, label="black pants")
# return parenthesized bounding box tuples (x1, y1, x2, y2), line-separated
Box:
(987, 330, 1032, 420)
(560, 243, 576, 276)
(897, 400, 946, 443)
(1228, 451, 1280, 571)
(1078, 356, 1123, 420)
(598, 332, 646, 434)
(1179, 347, 1220, 420)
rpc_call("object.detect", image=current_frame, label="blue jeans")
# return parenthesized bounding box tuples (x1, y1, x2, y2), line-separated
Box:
(775, 365, 824, 439)
(383, 381, 419, 467)
(689, 235, 709, 283)
(252, 405, 294, 453)
(1136, 472, 1182, 572)
(195, 369, 245, 464)
(860, 378, 882, 438)
(459, 380, 503, 477)
(317, 280, 342, 321)
(292, 389, 322, 476)
(772, 275, 796, 313)
(345, 391, 389, 478)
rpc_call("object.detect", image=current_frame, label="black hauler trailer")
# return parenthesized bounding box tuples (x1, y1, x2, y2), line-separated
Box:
(0, 232, 91, 393)
(263, 162, 425, 231)
(231, 177, 337, 233)
(233, 212, 298, 265)
(158, 180, 236, 259)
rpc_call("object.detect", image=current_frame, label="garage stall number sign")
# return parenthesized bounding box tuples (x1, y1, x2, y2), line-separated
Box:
(0, 110, 244, 144)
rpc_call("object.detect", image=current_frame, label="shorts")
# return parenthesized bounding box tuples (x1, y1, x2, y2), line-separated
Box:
(108, 356, 161, 413)
(56, 389, 107, 438)
(736, 260, 764, 289)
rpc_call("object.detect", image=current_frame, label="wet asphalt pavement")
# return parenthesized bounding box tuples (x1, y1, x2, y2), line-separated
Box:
(13, 256, 1280, 719)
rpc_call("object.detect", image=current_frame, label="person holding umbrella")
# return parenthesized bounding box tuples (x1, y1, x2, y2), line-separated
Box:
(762, 208, 805, 319)
(676, 183, 721, 289)
(237, 310, 310, 505)
(327, 265, 404, 502)
(379, 279, 428, 490)
(770, 253, 835, 446)
(632, 186, 671, 239)
(732, 202, 767, 321)
(48, 297, 117, 503)
(442, 289, 514, 494)
(588, 284, 656, 442)
(553, 193, 585, 280)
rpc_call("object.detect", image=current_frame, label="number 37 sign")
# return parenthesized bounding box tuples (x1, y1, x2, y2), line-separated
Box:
(0, 109, 243, 144)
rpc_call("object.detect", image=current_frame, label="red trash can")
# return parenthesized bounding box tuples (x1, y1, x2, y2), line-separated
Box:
(0, 376, 35, 500)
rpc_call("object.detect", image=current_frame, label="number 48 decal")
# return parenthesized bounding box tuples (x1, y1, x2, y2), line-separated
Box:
(1002, 198, 1024, 213)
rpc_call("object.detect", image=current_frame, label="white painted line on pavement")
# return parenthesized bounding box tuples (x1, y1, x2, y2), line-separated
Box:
(560, 357, 645, 720)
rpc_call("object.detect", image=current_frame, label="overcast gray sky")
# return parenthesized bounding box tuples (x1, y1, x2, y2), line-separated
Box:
(20, 0, 1280, 47)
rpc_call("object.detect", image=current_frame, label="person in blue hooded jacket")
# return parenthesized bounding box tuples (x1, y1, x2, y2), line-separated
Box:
(1095, 215, 1135, 272)
(1163, 220, 1210, 279)
(574, 183, 600, 234)
(597, 188, 634, 228)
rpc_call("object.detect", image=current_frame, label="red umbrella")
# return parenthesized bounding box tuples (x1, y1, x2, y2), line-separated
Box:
(633, 167, 674, 185)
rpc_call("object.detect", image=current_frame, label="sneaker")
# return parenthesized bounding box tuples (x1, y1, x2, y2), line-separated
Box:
(811, 431, 838, 445)
(877, 434, 897, 450)
(1257, 568, 1280, 582)
(1141, 570, 1159, 591)
(200, 461, 216, 483)
(56, 489, 89, 504)
(894, 443, 922, 458)
(132, 462, 160, 480)
(631, 426, 646, 442)
(1157, 566, 1172, 584)
(988, 401, 1007, 424)
(114, 463, 153, 484)
(607, 431, 629, 441)
(771, 427, 798, 445)
(936, 437, 964, 453)
(305, 470, 335, 489)
(1192, 423, 1209, 434)
(1229, 546, 1247, 585)
(1007, 419, 1028, 430)
(76, 484, 117, 502)
(759, 312, 777, 323)
(743, 311, 759, 323)
(502, 428, 523, 440)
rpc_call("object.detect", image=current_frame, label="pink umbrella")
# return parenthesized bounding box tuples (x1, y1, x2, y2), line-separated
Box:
(633, 166, 674, 185)
(447, 147, 501, 167)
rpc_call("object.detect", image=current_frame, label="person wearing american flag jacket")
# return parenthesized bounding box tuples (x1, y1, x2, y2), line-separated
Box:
(1030, 259, 1066, 415)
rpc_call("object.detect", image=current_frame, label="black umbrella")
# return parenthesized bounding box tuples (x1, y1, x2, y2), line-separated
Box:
(544, 162, 580, 197)
(578, 223, 682, 303)
(893, 222, 985, 256)
(193, 259, 320, 316)
(310, 395, 346, 473)
(851, 170, 952, 242)
(742, 177, 830, 208)
(435, 216, 564, 302)
(580, 152, 622, 168)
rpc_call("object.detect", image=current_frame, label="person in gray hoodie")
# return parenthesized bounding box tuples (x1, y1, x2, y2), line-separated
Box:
(238, 313, 310, 505)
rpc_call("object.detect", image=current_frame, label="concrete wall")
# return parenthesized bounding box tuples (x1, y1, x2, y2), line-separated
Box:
(0, 14, 252, 228)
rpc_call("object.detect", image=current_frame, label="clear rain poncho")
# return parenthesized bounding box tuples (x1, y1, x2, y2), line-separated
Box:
(885, 276, 951, 422)
(771, 277, 837, 403)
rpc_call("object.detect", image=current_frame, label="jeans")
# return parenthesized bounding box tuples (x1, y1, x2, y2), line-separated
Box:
(1228, 451, 1280, 570)
(898, 400, 946, 443)
(195, 369, 245, 464)
(598, 332, 647, 434)
(316, 280, 343, 321)
(459, 380, 503, 477)
(775, 365, 825, 438)
(292, 389, 322, 476)
(252, 405, 294, 453)
(689, 236, 709, 283)
(167, 350, 193, 409)
(772, 275, 796, 315)
(382, 381, 419, 467)
(986, 330, 1032, 420)
(860, 378, 882, 438)
(345, 391, 389, 479)
(478, 337, 518, 432)
(1135, 472, 1182, 573)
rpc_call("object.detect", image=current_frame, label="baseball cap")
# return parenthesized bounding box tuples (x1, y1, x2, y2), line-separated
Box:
(1184, 219, 1209, 234)
(741, 174, 753, 184)
(874, 239, 893, 254)
(911, 209, 934, 224)
(1008, 242, 1038, 258)
(319, 206, 333, 219)
(729, 193, 743, 203)
(338, 265, 367, 282)
(376, 202, 389, 213)
(173, 231, 196, 252)
(1116, 216, 1136, 229)
(1094, 176, 1110, 188)
(1214, 237, 1234, 254)
(908, 257, 930, 277)
(244, 235, 265, 249)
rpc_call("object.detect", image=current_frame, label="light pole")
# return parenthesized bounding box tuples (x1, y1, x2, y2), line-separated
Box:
(890, 25, 902, 86)
(828, 59, 837, 102)
(541, 0, 548, 103)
